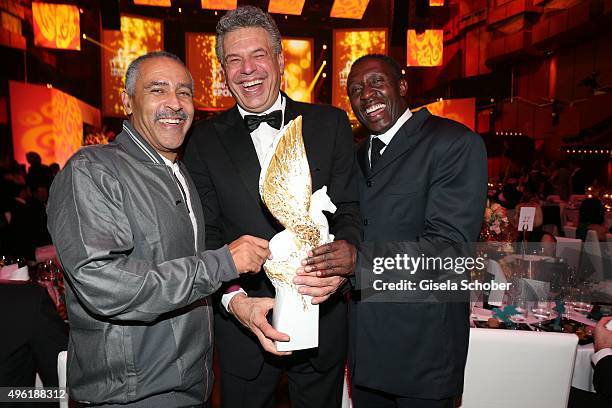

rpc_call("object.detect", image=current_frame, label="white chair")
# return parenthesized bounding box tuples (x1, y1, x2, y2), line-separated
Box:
(460, 328, 578, 408)
(556, 236, 583, 272)
(564, 225, 577, 239)
(584, 230, 604, 282)
(58, 351, 68, 408)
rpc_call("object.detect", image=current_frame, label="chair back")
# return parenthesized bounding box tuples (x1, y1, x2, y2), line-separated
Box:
(555, 236, 582, 271)
(460, 328, 578, 408)
(584, 230, 604, 282)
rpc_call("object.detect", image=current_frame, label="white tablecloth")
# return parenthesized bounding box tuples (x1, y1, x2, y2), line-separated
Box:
(573, 344, 595, 392)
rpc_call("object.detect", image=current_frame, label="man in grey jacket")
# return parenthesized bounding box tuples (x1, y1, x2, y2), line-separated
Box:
(47, 51, 270, 407)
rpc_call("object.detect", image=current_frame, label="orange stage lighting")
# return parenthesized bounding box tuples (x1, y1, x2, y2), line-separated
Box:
(416, 98, 476, 131)
(332, 29, 387, 120)
(201, 0, 236, 10)
(0, 11, 26, 49)
(407, 29, 443, 67)
(429, 0, 445, 6)
(32, 2, 80, 50)
(185, 33, 234, 110)
(101, 15, 163, 117)
(330, 0, 371, 19)
(1, 11, 21, 34)
(268, 0, 306, 15)
(186, 34, 313, 109)
(133, 0, 171, 6)
(281, 38, 313, 103)
(9, 81, 84, 167)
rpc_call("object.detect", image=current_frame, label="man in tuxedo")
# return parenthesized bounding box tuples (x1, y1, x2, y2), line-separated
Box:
(340, 54, 486, 407)
(569, 316, 612, 407)
(183, 6, 361, 408)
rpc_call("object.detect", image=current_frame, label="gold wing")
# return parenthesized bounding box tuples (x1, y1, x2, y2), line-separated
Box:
(260, 116, 320, 247)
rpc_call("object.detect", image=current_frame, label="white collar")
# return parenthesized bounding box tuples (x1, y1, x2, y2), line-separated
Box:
(160, 155, 178, 169)
(237, 93, 284, 119)
(369, 107, 412, 146)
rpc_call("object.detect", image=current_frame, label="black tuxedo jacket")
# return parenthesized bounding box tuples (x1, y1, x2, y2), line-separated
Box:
(594, 354, 612, 402)
(0, 282, 68, 387)
(184, 95, 361, 379)
(350, 109, 487, 399)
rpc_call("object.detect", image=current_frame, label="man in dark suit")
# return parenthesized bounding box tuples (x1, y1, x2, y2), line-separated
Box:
(341, 54, 486, 407)
(569, 316, 612, 407)
(0, 273, 68, 407)
(183, 6, 361, 408)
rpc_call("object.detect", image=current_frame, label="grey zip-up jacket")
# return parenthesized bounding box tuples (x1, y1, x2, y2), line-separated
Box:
(47, 121, 238, 407)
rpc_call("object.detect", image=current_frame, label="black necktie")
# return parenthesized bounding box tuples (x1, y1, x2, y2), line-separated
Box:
(244, 110, 282, 132)
(370, 137, 386, 170)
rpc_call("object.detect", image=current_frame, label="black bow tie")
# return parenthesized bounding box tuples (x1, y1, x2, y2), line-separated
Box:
(244, 110, 282, 132)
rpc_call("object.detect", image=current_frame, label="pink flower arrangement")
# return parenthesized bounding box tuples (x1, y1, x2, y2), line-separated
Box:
(480, 201, 513, 242)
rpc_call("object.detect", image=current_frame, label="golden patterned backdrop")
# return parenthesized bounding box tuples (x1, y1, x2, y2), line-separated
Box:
(268, 0, 306, 15)
(282, 38, 313, 103)
(102, 15, 163, 117)
(407, 30, 443, 67)
(10, 82, 83, 167)
(185, 33, 234, 110)
(332, 29, 387, 121)
(32, 2, 80, 50)
(200, 0, 237, 10)
(186, 34, 313, 110)
(416, 98, 475, 131)
(133, 0, 171, 6)
(329, 0, 371, 19)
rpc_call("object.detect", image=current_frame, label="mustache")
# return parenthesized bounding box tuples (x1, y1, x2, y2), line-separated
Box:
(155, 110, 189, 121)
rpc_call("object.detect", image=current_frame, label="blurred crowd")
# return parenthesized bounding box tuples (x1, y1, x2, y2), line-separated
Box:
(0, 152, 58, 261)
(489, 159, 611, 243)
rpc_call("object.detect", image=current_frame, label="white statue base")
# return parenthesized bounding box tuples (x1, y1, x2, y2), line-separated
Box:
(272, 284, 319, 352)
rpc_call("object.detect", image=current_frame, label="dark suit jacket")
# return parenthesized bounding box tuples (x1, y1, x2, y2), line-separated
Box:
(0, 282, 68, 387)
(594, 354, 612, 402)
(569, 354, 612, 407)
(351, 109, 487, 399)
(183, 95, 361, 379)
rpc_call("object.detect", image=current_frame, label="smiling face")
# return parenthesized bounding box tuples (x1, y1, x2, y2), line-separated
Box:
(347, 58, 408, 135)
(221, 27, 284, 113)
(121, 56, 194, 161)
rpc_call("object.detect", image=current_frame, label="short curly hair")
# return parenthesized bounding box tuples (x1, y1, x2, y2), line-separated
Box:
(124, 51, 193, 96)
(215, 6, 282, 64)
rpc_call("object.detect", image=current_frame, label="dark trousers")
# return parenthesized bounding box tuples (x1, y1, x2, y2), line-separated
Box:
(352, 385, 455, 408)
(220, 357, 344, 408)
(568, 386, 612, 408)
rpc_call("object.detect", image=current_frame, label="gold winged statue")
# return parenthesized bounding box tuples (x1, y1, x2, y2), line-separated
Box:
(259, 115, 336, 288)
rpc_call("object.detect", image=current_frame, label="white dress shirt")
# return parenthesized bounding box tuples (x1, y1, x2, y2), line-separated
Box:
(161, 156, 198, 251)
(223, 93, 286, 312)
(368, 107, 412, 166)
(592, 347, 612, 366)
(237, 93, 285, 166)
